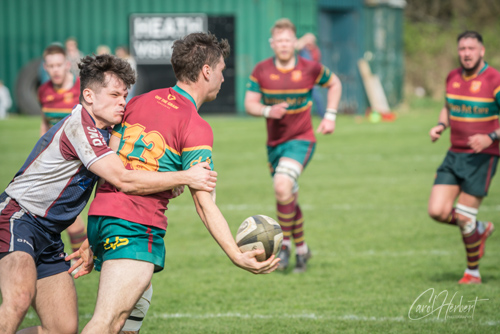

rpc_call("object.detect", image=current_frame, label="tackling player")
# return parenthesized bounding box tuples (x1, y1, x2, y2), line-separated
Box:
(428, 31, 500, 284)
(39, 44, 88, 258)
(244, 18, 342, 272)
(0, 54, 216, 333)
(80, 33, 280, 334)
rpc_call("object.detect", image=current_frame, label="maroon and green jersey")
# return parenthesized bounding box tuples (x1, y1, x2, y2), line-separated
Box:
(247, 56, 334, 146)
(446, 63, 500, 155)
(88, 85, 214, 230)
(38, 77, 80, 127)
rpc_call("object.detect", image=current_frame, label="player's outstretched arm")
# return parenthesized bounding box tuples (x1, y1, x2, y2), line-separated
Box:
(244, 91, 288, 119)
(316, 74, 342, 135)
(190, 188, 280, 274)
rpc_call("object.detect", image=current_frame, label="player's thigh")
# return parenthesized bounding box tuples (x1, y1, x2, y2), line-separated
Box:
(0, 251, 37, 307)
(428, 184, 460, 217)
(94, 259, 154, 319)
(31, 272, 78, 334)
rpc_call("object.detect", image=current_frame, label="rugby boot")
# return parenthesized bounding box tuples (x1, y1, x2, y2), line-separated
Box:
(458, 273, 481, 284)
(293, 248, 312, 273)
(277, 245, 290, 271)
(479, 222, 494, 259)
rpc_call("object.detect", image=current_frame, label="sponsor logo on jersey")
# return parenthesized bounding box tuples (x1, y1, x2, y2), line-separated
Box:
(87, 127, 106, 146)
(452, 82, 460, 89)
(270, 74, 280, 80)
(155, 95, 179, 109)
(77, 175, 93, 190)
(190, 156, 211, 167)
(470, 81, 482, 93)
(46, 95, 55, 102)
(103, 236, 129, 250)
(291, 70, 302, 82)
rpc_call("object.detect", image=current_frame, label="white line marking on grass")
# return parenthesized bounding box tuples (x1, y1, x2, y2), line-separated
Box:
(151, 313, 499, 326)
(24, 312, 499, 326)
(151, 312, 406, 321)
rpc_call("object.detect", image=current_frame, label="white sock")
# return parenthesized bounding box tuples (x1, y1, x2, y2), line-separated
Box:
(296, 243, 308, 255)
(465, 268, 480, 278)
(282, 239, 292, 249)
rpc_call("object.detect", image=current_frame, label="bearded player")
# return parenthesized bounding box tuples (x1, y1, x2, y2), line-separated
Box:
(244, 18, 342, 273)
(428, 31, 500, 284)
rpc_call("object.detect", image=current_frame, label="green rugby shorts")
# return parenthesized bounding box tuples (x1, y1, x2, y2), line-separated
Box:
(434, 150, 498, 197)
(267, 140, 316, 176)
(88, 216, 166, 272)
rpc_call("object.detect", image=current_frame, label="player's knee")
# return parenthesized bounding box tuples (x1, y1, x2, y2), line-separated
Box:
(427, 202, 450, 222)
(428, 208, 448, 222)
(7, 286, 35, 316)
(274, 160, 301, 201)
(273, 179, 292, 202)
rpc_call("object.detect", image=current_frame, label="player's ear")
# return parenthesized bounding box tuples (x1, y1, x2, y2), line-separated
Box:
(202, 64, 211, 81)
(82, 88, 94, 104)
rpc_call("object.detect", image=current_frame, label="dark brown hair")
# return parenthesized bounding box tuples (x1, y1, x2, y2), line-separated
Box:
(171, 32, 230, 83)
(43, 44, 66, 59)
(78, 54, 136, 99)
(457, 31, 483, 44)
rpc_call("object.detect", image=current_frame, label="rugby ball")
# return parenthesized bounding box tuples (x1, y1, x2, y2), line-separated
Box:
(236, 215, 283, 262)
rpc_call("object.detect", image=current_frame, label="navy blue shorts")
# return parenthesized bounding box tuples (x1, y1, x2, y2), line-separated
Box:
(0, 193, 70, 279)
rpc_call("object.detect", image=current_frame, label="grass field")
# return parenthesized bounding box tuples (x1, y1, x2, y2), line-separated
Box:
(1, 99, 500, 333)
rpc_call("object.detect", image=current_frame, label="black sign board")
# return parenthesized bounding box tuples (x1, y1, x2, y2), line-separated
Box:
(130, 13, 208, 65)
(130, 15, 236, 114)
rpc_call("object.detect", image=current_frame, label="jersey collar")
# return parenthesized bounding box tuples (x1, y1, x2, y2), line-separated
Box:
(273, 56, 297, 74)
(462, 62, 488, 81)
(173, 85, 197, 109)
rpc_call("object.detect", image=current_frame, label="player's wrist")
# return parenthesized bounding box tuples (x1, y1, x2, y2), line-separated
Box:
(437, 122, 447, 130)
(487, 131, 499, 142)
(324, 108, 337, 121)
(261, 106, 271, 118)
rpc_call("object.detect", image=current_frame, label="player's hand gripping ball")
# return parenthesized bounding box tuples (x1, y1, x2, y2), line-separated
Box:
(236, 215, 283, 262)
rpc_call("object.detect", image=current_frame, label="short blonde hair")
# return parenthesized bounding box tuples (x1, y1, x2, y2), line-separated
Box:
(271, 18, 296, 35)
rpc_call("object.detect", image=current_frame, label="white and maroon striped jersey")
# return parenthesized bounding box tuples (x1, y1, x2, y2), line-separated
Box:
(5, 104, 114, 233)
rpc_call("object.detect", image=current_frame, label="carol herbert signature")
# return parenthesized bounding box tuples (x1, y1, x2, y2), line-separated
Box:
(408, 288, 488, 320)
